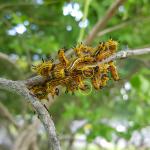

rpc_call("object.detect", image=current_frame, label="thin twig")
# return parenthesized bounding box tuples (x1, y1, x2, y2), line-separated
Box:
(97, 21, 130, 37)
(97, 16, 150, 37)
(0, 1, 60, 10)
(24, 48, 150, 87)
(0, 79, 61, 150)
(0, 102, 19, 128)
(86, 48, 150, 68)
(13, 119, 39, 150)
(0, 52, 18, 68)
(0, 52, 23, 78)
(24, 75, 47, 87)
(84, 0, 125, 44)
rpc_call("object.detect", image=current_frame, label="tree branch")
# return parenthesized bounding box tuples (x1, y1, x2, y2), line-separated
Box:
(13, 119, 39, 150)
(97, 16, 150, 37)
(23, 48, 150, 87)
(86, 48, 150, 68)
(0, 102, 19, 128)
(0, 1, 59, 10)
(0, 79, 61, 150)
(84, 0, 125, 44)
(0, 52, 19, 69)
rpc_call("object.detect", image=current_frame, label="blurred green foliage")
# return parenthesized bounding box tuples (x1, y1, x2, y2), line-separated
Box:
(0, 0, 150, 148)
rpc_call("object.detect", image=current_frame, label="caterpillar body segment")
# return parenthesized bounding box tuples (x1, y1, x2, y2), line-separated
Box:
(105, 39, 118, 53)
(65, 78, 78, 94)
(32, 60, 53, 77)
(67, 56, 95, 72)
(46, 81, 60, 98)
(29, 85, 48, 100)
(94, 39, 118, 61)
(74, 43, 96, 57)
(92, 76, 100, 90)
(91, 66, 101, 90)
(100, 74, 109, 88)
(51, 62, 69, 79)
(58, 48, 69, 66)
(109, 61, 120, 81)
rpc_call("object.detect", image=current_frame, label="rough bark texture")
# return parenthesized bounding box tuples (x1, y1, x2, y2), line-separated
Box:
(0, 79, 61, 150)
(87, 48, 150, 68)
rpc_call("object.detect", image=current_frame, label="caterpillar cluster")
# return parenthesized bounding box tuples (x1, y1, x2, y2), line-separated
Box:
(28, 39, 119, 100)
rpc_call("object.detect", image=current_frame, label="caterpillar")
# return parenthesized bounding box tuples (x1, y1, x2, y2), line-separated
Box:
(94, 39, 118, 61)
(105, 39, 118, 53)
(67, 56, 95, 72)
(65, 79, 78, 94)
(28, 39, 120, 99)
(100, 74, 109, 88)
(29, 85, 48, 100)
(58, 48, 69, 67)
(109, 61, 120, 81)
(91, 66, 101, 90)
(51, 63, 66, 79)
(32, 59, 53, 77)
(46, 80, 60, 98)
(74, 42, 96, 57)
